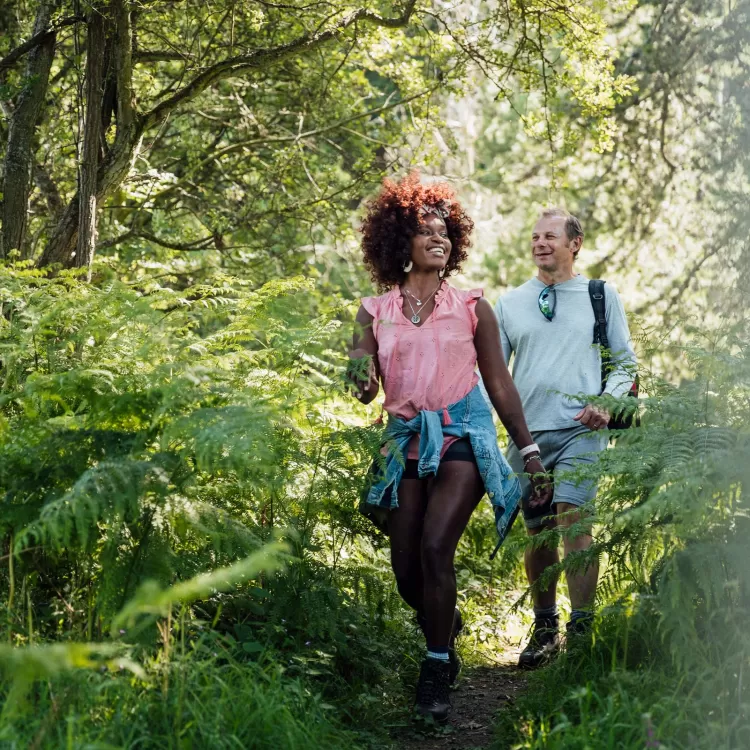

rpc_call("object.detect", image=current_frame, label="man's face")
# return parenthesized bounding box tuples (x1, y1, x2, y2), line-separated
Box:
(531, 216, 578, 274)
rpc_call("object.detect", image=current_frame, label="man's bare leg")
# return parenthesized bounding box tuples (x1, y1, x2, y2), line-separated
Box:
(518, 520, 561, 669)
(556, 502, 598, 613)
(524, 523, 559, 609)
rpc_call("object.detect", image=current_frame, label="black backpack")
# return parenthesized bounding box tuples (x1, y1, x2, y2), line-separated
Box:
(588, 280, 639, 430)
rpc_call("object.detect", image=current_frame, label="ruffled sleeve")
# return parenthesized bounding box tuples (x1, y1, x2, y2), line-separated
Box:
(465, 288, 483, 334)
(361, 296, 378, 318)
(361, 296, 381, 338)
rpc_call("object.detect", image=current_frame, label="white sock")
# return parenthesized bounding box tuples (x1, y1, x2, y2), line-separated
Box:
(426, 649, 450, 662)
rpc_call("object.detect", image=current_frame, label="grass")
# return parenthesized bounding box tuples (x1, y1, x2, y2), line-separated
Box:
(11, 502, 748, 749)
(0, 653, 360, 749)
(493, 604, 750, 750)
(0, 507, 528, 749)
(0, 554, 427, 749)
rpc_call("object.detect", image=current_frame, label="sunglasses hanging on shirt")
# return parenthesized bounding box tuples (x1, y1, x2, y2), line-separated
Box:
(538, 284, 556, 321)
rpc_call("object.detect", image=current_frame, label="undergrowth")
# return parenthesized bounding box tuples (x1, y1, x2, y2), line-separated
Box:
(0, 265, 519, 747)
(2, 655, 358, 749)
(1, 263, 747, 748)
(494, 324, 750, 748)
(496, 603, 750, 749)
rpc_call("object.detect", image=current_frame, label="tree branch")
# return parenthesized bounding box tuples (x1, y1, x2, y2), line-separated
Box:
(134, 50, 197, 62)
(0, 15, 83, 73)
(76, 9, 107, 272)
(98, 229, 214, 251)
(633, 238, 728, 317)
(112, 0, 135, 131)
(147, 85, 434, 204)
(659, 89, 677, 176)
(139, 1, 418, 132)
(97, 229, 135, 250)
(39, 1, 418, 270)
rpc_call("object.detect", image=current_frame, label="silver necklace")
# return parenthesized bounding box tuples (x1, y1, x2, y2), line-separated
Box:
(404, 281, 441, 308)
(402, 282, 441, 325)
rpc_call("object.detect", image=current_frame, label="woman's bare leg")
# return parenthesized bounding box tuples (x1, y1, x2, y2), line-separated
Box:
(420, 461, 484, 650)
(388, 478, 429, 613)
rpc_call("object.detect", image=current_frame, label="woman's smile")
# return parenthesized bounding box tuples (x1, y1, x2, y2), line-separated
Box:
(411, 214, 451, 269)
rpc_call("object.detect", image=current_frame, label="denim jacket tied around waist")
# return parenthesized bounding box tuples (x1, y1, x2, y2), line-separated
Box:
(365, 385, 521, 545)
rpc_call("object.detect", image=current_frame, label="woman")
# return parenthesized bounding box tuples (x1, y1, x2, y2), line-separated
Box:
(348, 175, 551, 722)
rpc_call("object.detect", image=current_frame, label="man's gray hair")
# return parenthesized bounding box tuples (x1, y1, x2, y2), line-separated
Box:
(539, 208, 584, 259)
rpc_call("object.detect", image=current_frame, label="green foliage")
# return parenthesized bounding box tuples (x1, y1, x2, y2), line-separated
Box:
(0, 653, 361, 749)
(0, 535, 288, 721)
(497, 605, 750, 749)
(112, 538, 290, 635)
(4, 269, 749, 748)
(0, 263, 423, 746)
(0, 0, 631, 279)
(0, 264, 381, 631)
(496, 325, 750, 748)
(1, 4, 749, 747)
(0, 642, 144, 723)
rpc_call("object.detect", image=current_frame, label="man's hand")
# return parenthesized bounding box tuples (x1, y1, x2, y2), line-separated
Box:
(524, 457, 553, 513)
(573, 404, 610, 431)
(347, 348, 378, 400)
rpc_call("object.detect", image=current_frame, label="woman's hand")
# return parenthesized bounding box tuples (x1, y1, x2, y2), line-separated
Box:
(524, 457, 554, 512)
(349, 305, 379, 404)
(347, 347, 378, 402)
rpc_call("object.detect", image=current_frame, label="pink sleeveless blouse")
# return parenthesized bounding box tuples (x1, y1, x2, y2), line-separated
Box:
(361, 283, 483, 459)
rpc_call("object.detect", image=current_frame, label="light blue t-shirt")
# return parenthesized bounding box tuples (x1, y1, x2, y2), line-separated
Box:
(495, 275, 637, 431)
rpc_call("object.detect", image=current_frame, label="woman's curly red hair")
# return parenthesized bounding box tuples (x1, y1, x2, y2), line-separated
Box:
(360, 173, 474, 291)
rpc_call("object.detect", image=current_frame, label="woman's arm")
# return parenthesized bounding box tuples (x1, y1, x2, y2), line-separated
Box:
(348, 305, 380, 404)
(475, 298, 535, 449)
(474, 298, 551, 505)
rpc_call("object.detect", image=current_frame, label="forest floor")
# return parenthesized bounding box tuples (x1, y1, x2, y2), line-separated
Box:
(391, 646, 528, 750)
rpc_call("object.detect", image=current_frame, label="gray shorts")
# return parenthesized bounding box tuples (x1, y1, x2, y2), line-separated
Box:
(506, 425, 608, 530)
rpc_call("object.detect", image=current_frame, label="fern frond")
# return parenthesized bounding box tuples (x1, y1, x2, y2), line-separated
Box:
(15, 459, 170, 552)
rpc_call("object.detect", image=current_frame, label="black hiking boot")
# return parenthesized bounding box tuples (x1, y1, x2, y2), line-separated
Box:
(518, 616, 560, 670)
(565, 614, 594, 642)
(414, 658, 452, 723)
(416, 608, 463, 686)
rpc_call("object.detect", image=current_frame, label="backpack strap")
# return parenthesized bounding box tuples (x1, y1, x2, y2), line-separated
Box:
(588, 279, 609, 392)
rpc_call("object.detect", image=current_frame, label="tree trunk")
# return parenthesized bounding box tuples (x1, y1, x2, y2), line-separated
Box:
(33, 161, 64, 220)
(37, 127, 144, 268)
(1, 1, 57, 259)
(37, 0, 417, 271)
(75, 9, 107, 273)
(38, 0, 141, 271)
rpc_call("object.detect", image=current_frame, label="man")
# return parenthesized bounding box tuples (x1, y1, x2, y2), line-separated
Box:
(495, 207, 636, 669)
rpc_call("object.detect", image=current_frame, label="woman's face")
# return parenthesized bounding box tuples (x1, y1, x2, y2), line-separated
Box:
(408, 213, 452, 272)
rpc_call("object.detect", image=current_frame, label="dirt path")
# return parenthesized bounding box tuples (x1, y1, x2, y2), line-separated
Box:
(392, 654, 528, 750)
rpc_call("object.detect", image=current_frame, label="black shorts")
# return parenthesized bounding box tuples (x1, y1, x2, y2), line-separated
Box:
(402, 438, 476, 479)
